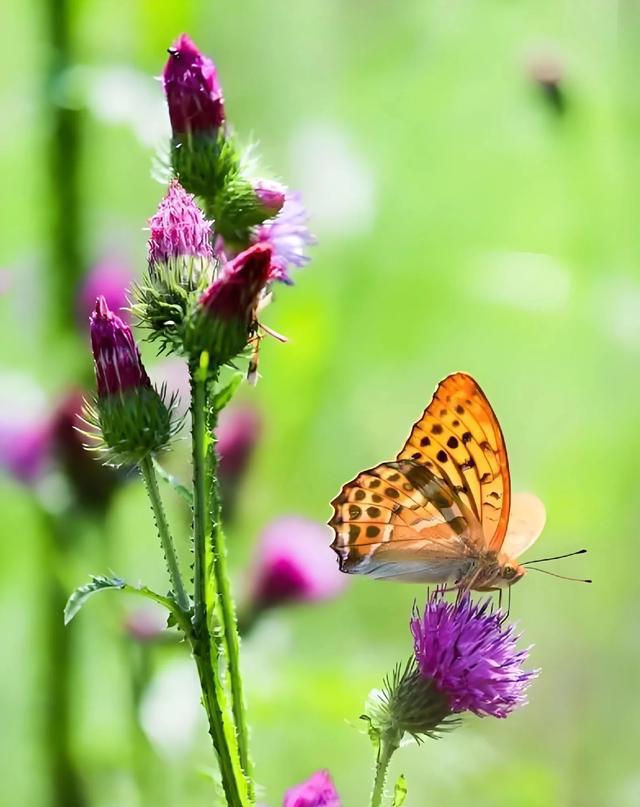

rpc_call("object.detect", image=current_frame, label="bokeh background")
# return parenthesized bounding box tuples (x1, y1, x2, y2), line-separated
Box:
(1, 2, 638, 805)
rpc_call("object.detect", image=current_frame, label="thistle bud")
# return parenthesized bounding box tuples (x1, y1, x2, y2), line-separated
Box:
(163, 34, 238, 199)
(212, 177, 288, 246)
(184, 243, 275, 366)
(283, 770, 341, 807)
(86, 297, 177, 465)
(132, 181, 215, 353)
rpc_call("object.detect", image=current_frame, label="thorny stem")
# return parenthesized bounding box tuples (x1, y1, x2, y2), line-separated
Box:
(208, 400, 254, 799)
(370, 735, 400, 807)
(139, 456, 189, 613)
(190, 354, 249, 806)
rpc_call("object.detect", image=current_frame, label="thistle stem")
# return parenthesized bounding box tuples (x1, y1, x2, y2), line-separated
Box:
(190, 357, 249, 806)
(208, 402, 254, 798)
(370, 736, 399, 807)
(139, 456, 190, 613)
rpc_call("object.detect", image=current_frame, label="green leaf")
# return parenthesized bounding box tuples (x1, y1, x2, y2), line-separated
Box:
(211, 371, 243, 412)
(64, 575, 191, 634)
(152, 457, 193, 505)
(392, 774, 408, 807)
(64, 575, 125, 624)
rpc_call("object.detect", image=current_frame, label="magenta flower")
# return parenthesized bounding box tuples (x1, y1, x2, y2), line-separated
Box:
(200, 243, 275, 322)
(90, 296, 151, 397)
(250, 517, 347, 610)
(148, 180, 213, 265)
(77, 256, 132, 325)
(217, 405, 262, 515)
(254, 192, 316, 282)
(0, 419, 52, 485)
(163, 33, 225, 137)
(253, 179, 286, 218)
(283, 770, 340, 807)
(411, 591, 537, 719)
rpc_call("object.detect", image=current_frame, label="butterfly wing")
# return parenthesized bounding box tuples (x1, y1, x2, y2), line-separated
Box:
(396, 372, 511, 553)
(329, 459, 482, 582)
(501, 492, 546, 559)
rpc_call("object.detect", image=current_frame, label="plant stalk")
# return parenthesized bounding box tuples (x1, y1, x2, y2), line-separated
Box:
(139, 456, 189, 613)
(370, 736, 399, 807)
(207, 401, 254, 798)
(190, 357, 249, 806)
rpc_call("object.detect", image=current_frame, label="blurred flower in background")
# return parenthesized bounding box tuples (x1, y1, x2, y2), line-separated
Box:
(243, 517, 347, 629)
(77, 255, 133, 325)
(283, 769, 341, 807)
(0, 372, 52, 485)
(217, 403, 262, 519)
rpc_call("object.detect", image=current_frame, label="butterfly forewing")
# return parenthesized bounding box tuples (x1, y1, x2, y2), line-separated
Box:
(396, 372, 511, 552)
(329, 459, 480, 580)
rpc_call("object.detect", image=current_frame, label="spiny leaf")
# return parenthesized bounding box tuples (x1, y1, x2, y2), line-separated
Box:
(64, 575, 191, 633)
(392, 774, 408, 807)
(152, 457, 193, 505)
(211, 371, 243, 412)
(64, 575, 125, 624)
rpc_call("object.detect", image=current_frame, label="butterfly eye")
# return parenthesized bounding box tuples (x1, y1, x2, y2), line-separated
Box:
(502, 566, 517, 580)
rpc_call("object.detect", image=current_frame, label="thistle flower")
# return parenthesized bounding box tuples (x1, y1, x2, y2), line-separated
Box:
(148, 180, 213, 268)
(253, 180, 286, 218)
(163, 33, 225, 137)
(185, 243, 276, 365)
(411, 590, 537, 719)
(248, 517, 347, 613)
(254, 192, 316, 283)
(133, 181, 215, 352)
(86, 297, 177, 465)
(283, 770, 341, 807)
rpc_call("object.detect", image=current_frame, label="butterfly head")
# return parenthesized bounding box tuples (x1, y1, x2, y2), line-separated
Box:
(495, 558, 526, 588)
(474, 553, 526, 590)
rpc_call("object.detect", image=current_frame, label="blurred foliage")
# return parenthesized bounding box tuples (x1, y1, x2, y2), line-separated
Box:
(2, 1, 640, 806)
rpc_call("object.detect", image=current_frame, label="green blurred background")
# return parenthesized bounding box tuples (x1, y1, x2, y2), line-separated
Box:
(1, 1, 638, 805)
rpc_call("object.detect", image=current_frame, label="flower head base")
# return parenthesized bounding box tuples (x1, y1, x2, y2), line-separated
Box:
(163, 34, 225, 137)
(283, 770, 341, 807)
(86, 297, 178, 465)
(411, 590, 537, 719)
(184, 243, 276, 366)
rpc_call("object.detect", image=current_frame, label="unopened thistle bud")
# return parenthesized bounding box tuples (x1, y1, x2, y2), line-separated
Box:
(184, 243, 275, 366)
(132, 181, 215, 353)
(213, 178, 287, 245)
(84, 297, 178, 465)
(163, 34, 238, 200)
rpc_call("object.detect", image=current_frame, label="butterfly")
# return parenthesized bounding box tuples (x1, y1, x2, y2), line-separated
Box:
(329, 372, 549, 592)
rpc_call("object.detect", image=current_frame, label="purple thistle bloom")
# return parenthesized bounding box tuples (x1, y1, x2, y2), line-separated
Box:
(90, 296, 151, 398)
(283, 770, 341, 807)
(163, 33, 225, 136)
(148, 180, 213, 265)
(77, 256, 132, 325)
(254, 192, 316, 283)
(250, 517, 347, 610)
(411, 591, 537, 719)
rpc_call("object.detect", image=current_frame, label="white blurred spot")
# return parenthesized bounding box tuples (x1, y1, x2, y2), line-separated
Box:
(0, 372, 47, 425)
(289, 121, 376, 236)
(67, 65, 170, 148)
(472, 251, 572, 311)
(593, 275, 640, 350)
(139, 659, 203, 758)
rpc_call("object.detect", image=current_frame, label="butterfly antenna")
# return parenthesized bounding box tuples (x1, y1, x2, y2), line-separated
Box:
(523, 548, 587, 566)
(525, 566, 592, 583)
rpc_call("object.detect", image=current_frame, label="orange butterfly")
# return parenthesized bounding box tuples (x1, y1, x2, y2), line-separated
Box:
(329, 372, 550, 592)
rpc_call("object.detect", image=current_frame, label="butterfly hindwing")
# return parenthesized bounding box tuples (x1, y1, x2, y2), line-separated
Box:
(329, 459, 480, 581)
(396, 372, 511, 552)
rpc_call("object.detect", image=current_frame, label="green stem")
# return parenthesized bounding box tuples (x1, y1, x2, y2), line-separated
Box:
(370, 737, 399, 807)
(139, 456, 190, 613)
(208, 402, 254, 798)
(190, 357, 249, 806)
